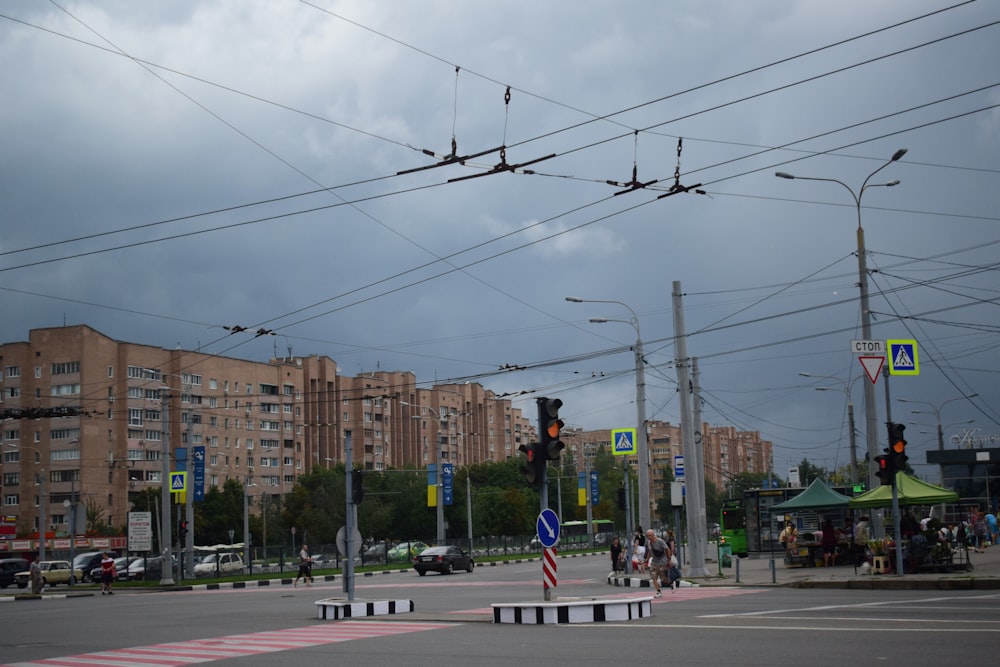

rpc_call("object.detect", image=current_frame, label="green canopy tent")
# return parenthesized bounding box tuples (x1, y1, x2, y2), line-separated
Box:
(771, 478, 852, 511)
(848, 472, 959, 508)
(767, 479, 853, 569)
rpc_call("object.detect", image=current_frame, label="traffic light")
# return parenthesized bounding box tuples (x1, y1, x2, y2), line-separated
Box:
(352, 469, 364, 505)
(889, 422, 908, 472)
(518, 442, 544, 486)
(178, 520, 188, 543)
(617, 486, 627, 510)
(538, 397, 565, 461)
(874, 453, 893, 486)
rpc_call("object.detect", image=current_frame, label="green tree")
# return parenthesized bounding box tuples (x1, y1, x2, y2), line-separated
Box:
(195, 478, 247, 545)
(797, 458, 827, 486)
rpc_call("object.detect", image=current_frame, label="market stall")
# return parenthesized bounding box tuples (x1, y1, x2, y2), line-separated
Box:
(849, 472, 963, 574)
(770, 480, 853, 568)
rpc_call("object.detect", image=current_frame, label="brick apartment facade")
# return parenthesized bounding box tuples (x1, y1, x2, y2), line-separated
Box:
(0, 325, 531, 539)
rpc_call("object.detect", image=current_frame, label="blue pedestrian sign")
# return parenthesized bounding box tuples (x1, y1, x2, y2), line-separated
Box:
(589, 470, 599, 505)
(169, 471, 187, 493)
(442, 463, 454, 506)
(887, 339, 919, 375)
(611, 428, 637, 456)
(536, 508, 560, 548)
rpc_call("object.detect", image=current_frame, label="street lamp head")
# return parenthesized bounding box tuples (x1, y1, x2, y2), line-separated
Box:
(775, 171, 796, 179)
(564, 296, 583, 303)
(885, 179, 901, 187)
(589, 318, 609, 324)
(891, 148, 908, 162)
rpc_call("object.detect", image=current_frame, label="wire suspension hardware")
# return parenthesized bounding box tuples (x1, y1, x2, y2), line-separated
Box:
(608, 130, 659, 196)
(396, 66, 507, 175)
(448, 86, 556, 183)
(657, 137, 706, 199)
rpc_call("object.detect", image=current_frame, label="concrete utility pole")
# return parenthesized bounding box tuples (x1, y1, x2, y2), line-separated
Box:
(159, 387, 175, 586)
(673, 281, 709, 576)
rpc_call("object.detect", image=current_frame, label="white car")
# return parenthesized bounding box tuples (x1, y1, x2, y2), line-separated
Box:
(193, 552, 244, 578)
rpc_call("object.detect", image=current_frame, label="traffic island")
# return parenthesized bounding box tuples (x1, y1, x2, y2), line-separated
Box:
(315, 597, 414, 620)
(491, 595, 653, 624)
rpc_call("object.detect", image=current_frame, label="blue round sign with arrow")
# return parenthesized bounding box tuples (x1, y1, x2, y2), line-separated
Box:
(536, 508, 560, 548)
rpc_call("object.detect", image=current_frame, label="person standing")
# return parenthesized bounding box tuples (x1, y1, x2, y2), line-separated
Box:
(987, 512, 998, 545)
(99, 552, 116, 595)
(779, 520, 798, 556)
(644, 529, 670, 598)
(609, 537, 624, 574)
(294, 543, 313, 587)
(821, 519, 838, 567)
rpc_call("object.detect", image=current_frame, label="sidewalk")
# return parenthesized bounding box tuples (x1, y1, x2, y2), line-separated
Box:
(684, 543, 1000, 589)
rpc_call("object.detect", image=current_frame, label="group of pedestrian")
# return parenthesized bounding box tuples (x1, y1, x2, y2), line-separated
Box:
(609, 527, 680, 598)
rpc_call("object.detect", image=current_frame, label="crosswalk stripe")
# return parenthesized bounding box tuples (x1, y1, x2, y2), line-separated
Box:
(2, 621, 452, 667)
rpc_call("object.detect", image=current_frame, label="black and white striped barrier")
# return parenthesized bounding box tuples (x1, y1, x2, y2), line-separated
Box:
(492, 596, 653, 624)
(315, 598, 414, 620)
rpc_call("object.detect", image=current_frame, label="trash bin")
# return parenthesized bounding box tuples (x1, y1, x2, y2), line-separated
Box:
(719, 542, 733, 568)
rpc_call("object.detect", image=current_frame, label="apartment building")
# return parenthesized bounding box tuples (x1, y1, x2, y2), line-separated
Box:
(0, 325, 530, 541)
(565, 420, 774, 522)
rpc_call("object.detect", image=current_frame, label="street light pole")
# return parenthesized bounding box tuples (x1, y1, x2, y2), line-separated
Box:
(777, 148, 907, 496)
(800, 372, 862, 486)
(566, 296, 651, 530)
(405, 403, 445, 542)
(898, 394, 978, 490)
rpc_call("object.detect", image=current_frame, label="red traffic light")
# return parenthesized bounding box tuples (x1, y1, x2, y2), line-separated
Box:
(874, 454, 893, 486)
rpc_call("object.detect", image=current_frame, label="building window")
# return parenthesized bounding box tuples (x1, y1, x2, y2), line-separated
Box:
(50, 384, 80, 396)
(51, 361, 80, 375)
(5, 366, 20, 378)
(4, 494, 19, 506)
(3, 473, 19, 486)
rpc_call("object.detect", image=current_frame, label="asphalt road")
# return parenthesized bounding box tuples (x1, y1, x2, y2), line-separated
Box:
(2, 556, 998, 666)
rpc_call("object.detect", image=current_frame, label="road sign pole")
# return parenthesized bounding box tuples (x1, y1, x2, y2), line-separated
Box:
(542, 547, 557, 601)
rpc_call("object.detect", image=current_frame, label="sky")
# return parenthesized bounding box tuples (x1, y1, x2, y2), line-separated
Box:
(2, 0, 998, 481)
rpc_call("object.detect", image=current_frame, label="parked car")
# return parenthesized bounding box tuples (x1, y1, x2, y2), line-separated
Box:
(90, 556, 136, 583)
(128, 555, 180, 581)
(193, 552, 244, 578)
(73, 551, 117, 583)
(413, 546, 474, 576)
(363, 543, 388, 562)
(0, 558, 30, 589)
(388, 541, 427, 562)
(14, 560, 83, 588)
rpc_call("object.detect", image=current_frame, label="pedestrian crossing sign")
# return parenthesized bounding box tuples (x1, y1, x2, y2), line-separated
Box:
(169, 471, 187, 493)
(887, 339, 919, 375)
(611, 428, 637, 456)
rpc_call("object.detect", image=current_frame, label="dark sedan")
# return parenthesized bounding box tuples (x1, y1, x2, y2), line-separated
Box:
(413, 546, 474, 576)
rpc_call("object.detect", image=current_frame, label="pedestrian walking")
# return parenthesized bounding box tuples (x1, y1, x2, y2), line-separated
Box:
(644, 529, 671, 597)
(294, 543, 313, 587)
(100, 552, 116, 595)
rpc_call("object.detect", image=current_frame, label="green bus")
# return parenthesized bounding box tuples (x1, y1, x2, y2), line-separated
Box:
(720, 498, 748, 556)
(560, 519, 615, 547)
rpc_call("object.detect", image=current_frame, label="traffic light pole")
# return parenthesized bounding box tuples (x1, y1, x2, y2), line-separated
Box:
(882, 371, 904, 577)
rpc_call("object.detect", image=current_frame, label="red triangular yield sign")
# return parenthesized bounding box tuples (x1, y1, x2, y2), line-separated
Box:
(859, 356, 884, 384)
